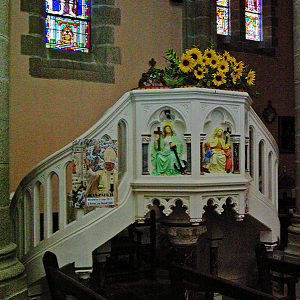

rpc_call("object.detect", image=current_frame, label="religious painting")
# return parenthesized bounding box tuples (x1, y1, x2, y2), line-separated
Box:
(45, 0, 91, 52)
(278, 116, 295, 154)
(151, 109, 187, 176)
(71, 139, 118, 208)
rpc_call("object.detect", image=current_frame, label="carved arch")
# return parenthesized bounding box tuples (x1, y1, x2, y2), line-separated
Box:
(203, 195, 243, 221)
(203, 106, 236, 137)
(146, 105, 188, 135)
(143, 196, 190, 218)
(101, 134, 111, 141)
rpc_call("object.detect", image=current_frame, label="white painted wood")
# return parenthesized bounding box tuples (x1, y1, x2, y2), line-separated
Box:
(9, 88, 280, 285)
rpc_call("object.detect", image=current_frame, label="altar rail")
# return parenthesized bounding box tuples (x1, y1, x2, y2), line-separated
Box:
(9, 87, 280, 286)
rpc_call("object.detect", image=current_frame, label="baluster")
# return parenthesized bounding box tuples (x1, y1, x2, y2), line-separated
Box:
(184, 134, 191, 174)
(45, 174, 53, 239)
(231, 135, 240, 174)
(142, 134, 151, 175)
(59, 166, 67, 231)
(200, 134, 207, 175)
(33, 182, 41, 246)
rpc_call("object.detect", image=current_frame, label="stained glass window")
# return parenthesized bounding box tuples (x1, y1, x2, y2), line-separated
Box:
(45, 0, 91, 53)
(245, 0, 262, 41)
(216, 0, 230, 36)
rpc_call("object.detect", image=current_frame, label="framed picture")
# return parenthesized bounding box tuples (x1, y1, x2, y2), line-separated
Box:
(278, 116, 295, 153)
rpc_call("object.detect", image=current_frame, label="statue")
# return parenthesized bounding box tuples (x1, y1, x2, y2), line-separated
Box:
(152, 124, 183, 176)
(203, 142, 214, 173)
(204, 127, 231, 173)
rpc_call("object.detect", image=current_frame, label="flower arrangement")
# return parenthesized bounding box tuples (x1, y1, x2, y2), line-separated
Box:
(156, 47, 256, 91)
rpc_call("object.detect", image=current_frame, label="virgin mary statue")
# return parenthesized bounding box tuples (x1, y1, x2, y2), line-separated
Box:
(205, 127, 230, 173)
(152, 124, 182, 176)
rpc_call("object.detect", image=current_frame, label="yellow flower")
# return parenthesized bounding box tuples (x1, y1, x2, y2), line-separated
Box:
(186, 48, 202, 64)
(179, 53, 196, 73)
(200, 56, 209, 65)
(222, 51, 231, 62)
(231, 69, 242, 84)
(218, 60, 229, 73)
(209, 55, 220, 69)
(204, 48, 217, 61)
(194, 67, 206, 79)
(228, 56, 237, 66)
(236, 61, 245, 70)
(212, 71, 226, 86)
(246, 69, 256, 85)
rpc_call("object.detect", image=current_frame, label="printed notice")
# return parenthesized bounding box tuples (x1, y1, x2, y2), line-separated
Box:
(71, 139, 118, 208)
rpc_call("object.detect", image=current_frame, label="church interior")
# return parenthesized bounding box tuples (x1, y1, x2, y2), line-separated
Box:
(1, 0, 300, 299)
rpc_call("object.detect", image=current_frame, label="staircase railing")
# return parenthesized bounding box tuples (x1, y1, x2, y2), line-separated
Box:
(248, 107, 280, 242)
(167, 261, 281, 300)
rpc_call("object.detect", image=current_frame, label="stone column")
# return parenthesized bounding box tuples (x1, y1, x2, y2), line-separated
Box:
(285, 0, 300, 256)
(0, 0, 28, 298)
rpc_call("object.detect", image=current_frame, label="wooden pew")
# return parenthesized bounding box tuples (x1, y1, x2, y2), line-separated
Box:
(256, 242, 299, 300)
(43, 251, 107, 300)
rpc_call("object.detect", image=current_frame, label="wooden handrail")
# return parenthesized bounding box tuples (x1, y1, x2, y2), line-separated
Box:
(43, 251, 107, 300)
(264, 257, 300, 278)
(44, 249, 281, 300)
(166, 261, 281, 300)
(256, 242, 299, 300)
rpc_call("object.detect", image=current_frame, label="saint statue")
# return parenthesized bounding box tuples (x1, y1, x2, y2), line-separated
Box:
(204, 127, 231, 173)
(151, 123, 183, 176)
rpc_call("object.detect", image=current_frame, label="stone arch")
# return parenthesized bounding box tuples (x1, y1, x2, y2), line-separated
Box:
(258, 139, 266, 194)
(144, 196, 190, 219)
(203, 106, 236, 138)
(118, 119, 128, 181)
(146, 106, 189, 175)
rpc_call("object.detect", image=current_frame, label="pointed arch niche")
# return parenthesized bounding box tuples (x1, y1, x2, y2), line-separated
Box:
(201, 107, 241, 174)
(141, 106, 190, 175)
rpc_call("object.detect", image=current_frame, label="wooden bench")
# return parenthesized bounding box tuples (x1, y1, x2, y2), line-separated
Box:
(166, 260, 281, 300)
(43, 251, 107, 300)
(256, 242, 300, 300)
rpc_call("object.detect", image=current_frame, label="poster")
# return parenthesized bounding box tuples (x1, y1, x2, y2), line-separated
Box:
(71, 139, 118, 208)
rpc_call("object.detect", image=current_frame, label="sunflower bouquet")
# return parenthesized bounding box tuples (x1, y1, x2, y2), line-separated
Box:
(158, 47, 255, 91)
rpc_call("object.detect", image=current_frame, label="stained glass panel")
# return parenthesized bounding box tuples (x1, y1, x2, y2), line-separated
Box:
(216, 0, 230, 36)
(217, 0, 229, 6)
(245, 0, 261, 13)
(45, 0, 91, 52)
(245, 0, 262, 41)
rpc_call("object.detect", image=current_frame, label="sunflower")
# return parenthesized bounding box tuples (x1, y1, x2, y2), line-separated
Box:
(204, 48, 217, 61)
(212, 71, 226, 86)
(246, 69, 256, 85)
(186, 48, 202, 64)
(179, 53, 196, 73)
(200, 56, 209, 65)
(194, 67, 206, 79)
(209, 55, 220, 69)
(235, 61, 245, 70)
(222, 51, 231, 62)
(231, 69, 242, 84)
(218, 60, 229, 73)
(228, 56, 237, 67)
